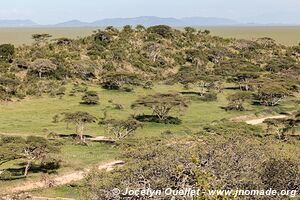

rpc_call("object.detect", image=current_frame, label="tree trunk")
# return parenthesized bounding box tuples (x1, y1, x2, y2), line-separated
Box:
(24, 160, 32, 176)
(76, 123, 85, 143)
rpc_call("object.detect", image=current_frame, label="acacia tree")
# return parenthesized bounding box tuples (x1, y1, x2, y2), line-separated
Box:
(62, 111, 96, 143)
(147, 25, 173, 38)
(31, 59, 57, 79)
(0, 136, 25, 166)
(263, 118, 285, 138)
(255, 85, 289, 106)
(102, 119, 142, 140)
(23, 136, 59, 176)
(131, 93, 190, 121)
(264, 113, 300, 139)
(0, 136, 59, 177)
(232, 72, 259, 91)
(280, 117, 300, 138)
(226, 92, 251, 111)
(100, 72, 142, 91)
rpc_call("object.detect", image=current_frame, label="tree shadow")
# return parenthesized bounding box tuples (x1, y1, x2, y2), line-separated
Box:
(1, 161, 60, 181)
(134, 115, 181, 124)
(58, 133, 93, 139)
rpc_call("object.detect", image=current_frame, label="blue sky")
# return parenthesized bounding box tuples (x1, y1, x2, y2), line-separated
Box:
(0, 0, 299, 24)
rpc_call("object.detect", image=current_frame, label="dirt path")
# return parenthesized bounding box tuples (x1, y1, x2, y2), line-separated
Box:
(3, 160, 124, 195)
(245, 115, 288, 125)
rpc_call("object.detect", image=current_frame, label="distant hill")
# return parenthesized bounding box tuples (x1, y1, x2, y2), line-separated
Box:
(0, 17, 239, 27)
(91, 16, 184, 27)
(90, 16, 239, 27)
(0, 20, 38, 27)
(1, 15, 300, 28)
(54, 20, 90, 27)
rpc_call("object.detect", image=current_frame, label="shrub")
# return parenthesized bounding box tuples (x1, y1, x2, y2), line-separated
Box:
(147, 25, 173, 38)
(261, 158, 299, 191)
(0, 170, 13, 180)
(200, 92, 218, 102)
(225, 91, 251, 111)
(0, 44, 15, 62)
(81, 91, 100, 105)
(94, 31, 112, 46)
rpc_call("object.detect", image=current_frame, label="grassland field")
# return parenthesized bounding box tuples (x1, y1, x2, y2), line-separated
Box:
(0, 26, 300, 46)
(1, 82, 299, 198)
(1, 83, 294, 138)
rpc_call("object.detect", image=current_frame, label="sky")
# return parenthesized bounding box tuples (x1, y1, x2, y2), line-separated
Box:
(0, 0, 300, 24)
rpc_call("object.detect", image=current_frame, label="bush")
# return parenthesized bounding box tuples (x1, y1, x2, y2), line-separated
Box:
(0, 44, 15, 62)
(202, 120, 263, 136)
(261, 158, 299, 191)
(0, 170, 13, 180)
(200, 92, 218, 102)
(94, 31, 112, 46)
(81, 91, 100, 105)
(225, 91, 251, 111)
(147, 25, 173, 38)
(40, 158, 61, 171)
(82, 136, 297, 200)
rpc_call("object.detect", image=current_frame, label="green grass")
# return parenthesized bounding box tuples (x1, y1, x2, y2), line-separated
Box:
(0, 83, 295, 139)
(0, 83, 268, 138)
(60, 141, 118, 170)
(31, 185, 81, 199)
(0, 141, 118, 191)
(0, 83, 298, 198)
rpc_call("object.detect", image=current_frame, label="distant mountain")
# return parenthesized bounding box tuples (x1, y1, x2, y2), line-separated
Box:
(88, 16, 239, 27)
(51, 16, 239, 27)
(54, 20, 90, 27)
(0, 20, 38, 27)
(0, 17, 243, 28)
(91, 16, 184, 27)
(1, 15, 300, 28)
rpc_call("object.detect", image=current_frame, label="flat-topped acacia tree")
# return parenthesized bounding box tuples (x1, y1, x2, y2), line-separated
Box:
(30, 58, 57, 79)
(0, 136, 60, 177)
(23, 136, 59, 176)
(255, 84, 289, 106)
(131, 93, 190, 121)
(62, 111, 96, 143)
(101, 119, 142, 140)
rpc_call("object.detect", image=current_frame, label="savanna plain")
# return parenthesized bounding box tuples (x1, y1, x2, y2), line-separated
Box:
(0, 25, 299, 199)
